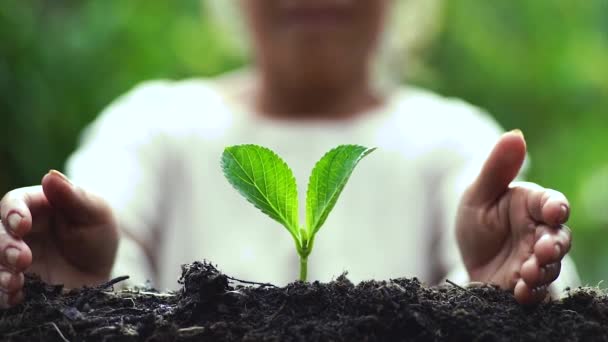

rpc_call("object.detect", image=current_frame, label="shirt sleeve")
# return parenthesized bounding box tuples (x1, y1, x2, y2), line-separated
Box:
(64, 81, 174, 287)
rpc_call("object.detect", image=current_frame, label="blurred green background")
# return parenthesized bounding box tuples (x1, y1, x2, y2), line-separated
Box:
(1, 1, 607, 284)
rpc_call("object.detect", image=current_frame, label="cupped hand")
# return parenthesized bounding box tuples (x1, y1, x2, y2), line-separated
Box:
(0, 170, 118, 308)
(456, 130, 572, 304)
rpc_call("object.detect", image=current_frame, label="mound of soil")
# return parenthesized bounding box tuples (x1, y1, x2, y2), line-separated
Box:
(1, 261, 607, 341)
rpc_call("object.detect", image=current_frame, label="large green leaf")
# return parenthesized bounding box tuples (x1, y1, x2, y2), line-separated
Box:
(221, 145, 299, 236)
(306, 145, 376, 235)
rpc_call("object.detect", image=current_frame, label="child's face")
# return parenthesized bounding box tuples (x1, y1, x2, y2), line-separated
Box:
(241, 0, 389, 90)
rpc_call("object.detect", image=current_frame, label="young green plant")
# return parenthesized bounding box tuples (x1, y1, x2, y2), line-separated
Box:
(221, 144, 375, 281)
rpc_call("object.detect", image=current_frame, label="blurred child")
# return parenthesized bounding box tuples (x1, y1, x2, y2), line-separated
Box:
(0, 0, 578, 308)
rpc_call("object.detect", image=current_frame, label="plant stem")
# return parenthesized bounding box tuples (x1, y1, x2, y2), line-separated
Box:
(299, 256, 308, 281)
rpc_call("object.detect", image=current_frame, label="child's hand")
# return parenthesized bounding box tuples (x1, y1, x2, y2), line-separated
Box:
(456, 130, 571, 304)
(0, 170, 118, 308)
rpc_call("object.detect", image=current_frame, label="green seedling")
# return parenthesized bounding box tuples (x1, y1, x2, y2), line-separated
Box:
(221, 144, 375, 281)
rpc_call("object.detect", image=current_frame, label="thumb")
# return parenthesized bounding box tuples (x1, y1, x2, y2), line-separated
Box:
(41, 170, 112, 225)
(467, 129, 527, 206)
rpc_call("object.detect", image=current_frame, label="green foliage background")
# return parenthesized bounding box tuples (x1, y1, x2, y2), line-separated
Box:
(1, 1, 607, 284)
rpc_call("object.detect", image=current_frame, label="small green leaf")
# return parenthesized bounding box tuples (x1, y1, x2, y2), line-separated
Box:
(221, 145, 299, 237)
(306, 145, 376, 235)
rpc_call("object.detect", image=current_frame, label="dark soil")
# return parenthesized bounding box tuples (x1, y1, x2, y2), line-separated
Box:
(1, 261, 607, 341)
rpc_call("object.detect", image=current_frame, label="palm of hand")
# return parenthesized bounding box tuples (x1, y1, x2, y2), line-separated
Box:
(24, 218, 112, 288)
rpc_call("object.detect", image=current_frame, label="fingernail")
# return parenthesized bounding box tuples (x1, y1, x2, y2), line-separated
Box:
(533, 285, 546, 295)
(0, 272, 10, 288)
(49, 169, 72, 185)
(5, 247, 20, 267)
(509, 129, 524, 138)
(539, 267, 546, 279)
(554, 244, 562, 259)
(560, 204, 569, 222)
(538, 234, 551, 244)
(7, 213, 22, 232)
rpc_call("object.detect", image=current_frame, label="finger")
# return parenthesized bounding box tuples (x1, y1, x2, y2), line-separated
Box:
(520, 255, 562, 288)
(0, 186, 52, 238)
(520, 255, 541, 287)
(467, 130, 527, 206)
(0, 223, 33, 272)
(539, 262, 561, 286)
(0, 289, 24, 309)
(0, 268, 24, 294)
(534, 225, 571, 265)
(524, 186, 570, 226)
(42, 170, 112, 225)
(560, 224, 572, 253)
(514, 278, 548, 305)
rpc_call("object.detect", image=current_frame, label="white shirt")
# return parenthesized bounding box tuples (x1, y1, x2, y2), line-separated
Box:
(65, 74, 579, 292)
